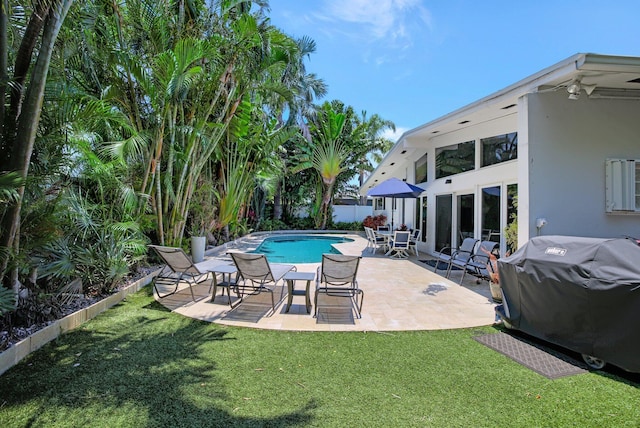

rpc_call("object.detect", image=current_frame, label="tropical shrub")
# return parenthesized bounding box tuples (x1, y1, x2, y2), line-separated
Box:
(0, 287, 15, 315)
(504, 195, 518, 255)
(362, 214, 387, 229)
(256, 219, 290, 232)
(332, 221, 363, 231)
(189, 182, 218, 237)
(287, 216, 316, 230)
(38, 191, 148, 296)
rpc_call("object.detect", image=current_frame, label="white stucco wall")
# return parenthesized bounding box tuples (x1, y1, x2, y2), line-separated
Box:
(526, 91, 640, 239)
(420, 114, 519, 253)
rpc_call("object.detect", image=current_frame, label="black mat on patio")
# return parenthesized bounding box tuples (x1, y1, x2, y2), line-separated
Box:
(421, 259, 460, 271)
(473, 332, 588, 379)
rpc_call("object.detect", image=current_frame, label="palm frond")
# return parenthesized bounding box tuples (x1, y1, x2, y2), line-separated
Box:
(0, 172, 24, 203)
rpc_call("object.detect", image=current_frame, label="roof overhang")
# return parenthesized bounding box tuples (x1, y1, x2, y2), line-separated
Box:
(360, 53, 640, 195)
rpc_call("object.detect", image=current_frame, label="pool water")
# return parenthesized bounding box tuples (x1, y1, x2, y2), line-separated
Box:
(251, 235, 354, 263)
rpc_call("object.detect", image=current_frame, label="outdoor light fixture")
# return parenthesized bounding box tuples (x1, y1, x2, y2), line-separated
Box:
(567, 79, 581, 100)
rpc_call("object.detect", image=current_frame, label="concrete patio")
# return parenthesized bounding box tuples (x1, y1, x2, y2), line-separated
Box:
(154, 233, 497, 331)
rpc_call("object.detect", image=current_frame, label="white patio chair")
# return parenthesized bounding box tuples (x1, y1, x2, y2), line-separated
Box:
(386, 231, 411, 259)
(365, 227, 385, 253)
(408, 229, 421, 256)
(434, 238, 479, 278)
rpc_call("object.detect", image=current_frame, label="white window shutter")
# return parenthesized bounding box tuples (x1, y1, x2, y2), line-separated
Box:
(605, 159, 638, 212)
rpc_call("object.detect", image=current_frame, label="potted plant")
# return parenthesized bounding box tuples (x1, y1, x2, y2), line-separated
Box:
(492, 195, 518, 303)
(189, 182, 217, 263)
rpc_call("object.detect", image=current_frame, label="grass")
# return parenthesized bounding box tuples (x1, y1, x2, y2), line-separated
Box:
(0, 287, 639, 427)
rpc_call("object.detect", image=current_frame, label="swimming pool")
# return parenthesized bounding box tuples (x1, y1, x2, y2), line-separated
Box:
(251, 235, 354, 263)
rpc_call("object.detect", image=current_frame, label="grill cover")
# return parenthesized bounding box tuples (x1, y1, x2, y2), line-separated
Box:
(497, 235, 640, 372)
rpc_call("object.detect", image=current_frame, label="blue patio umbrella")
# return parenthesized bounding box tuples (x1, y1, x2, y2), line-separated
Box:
(366, 178, 425, 229)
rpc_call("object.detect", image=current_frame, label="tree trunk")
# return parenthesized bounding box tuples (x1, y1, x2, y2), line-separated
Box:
(359, 169, 366, 205)
(319, 182, 334, 230)
(0, 0, 7, 144)
(0, 0, 74, 287)
(273, 180, 282, 220)
(1, 0, 50, 168)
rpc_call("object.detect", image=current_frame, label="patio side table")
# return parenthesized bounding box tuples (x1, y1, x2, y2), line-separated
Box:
(283, 271, 315, 313)
(209, 264, 238, 305)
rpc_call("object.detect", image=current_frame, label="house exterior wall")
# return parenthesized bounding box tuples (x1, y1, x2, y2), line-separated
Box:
(419, 114, 519, 254)
(363, 55, 640, 256)
(526, 91, 640, 240)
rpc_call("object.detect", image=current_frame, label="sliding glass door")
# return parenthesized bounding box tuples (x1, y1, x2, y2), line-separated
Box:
(481, 186, 501, 242)
(435, 195, 452, 252)
(457, 194, 474, 247)
(415, 196, 427, 242)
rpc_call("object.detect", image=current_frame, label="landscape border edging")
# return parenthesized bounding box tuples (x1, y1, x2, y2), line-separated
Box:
(0, 268, 160, 376)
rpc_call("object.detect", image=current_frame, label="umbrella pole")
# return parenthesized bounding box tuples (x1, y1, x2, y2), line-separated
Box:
(391, 197, 395, 230)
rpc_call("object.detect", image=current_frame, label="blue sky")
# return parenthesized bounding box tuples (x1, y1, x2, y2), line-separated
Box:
(267, 0, 640, 141)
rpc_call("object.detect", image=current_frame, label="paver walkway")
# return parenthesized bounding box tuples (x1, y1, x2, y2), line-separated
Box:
(154, 233, 497, 331)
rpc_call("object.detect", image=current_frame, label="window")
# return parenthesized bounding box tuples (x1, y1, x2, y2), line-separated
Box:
(435, 141, 475, 179)
(374, 198, 385, 210)
(481, 132, 517, 167)
(414, 153, 428, 184)
(605, 159, 640, 212)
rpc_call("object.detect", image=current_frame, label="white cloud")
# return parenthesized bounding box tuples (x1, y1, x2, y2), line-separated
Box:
(382, 126, 408, 143)
(321, 0, 432, 43)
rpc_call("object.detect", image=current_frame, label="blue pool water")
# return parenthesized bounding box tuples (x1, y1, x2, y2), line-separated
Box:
(251, 235, 354, 263)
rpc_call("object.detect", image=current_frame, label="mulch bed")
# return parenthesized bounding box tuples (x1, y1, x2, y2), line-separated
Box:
(0, 266, 160, 353)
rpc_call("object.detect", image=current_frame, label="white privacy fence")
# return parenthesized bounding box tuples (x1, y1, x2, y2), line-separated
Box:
(332, 205, 373, 223)
(294, 205, 373, 223)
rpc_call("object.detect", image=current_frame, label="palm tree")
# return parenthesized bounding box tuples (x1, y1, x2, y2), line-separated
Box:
(79, 1, 299, 246)
(267, 35, 327, 220)
(350, 112, 395, 204)
(292, 102, 347, 229)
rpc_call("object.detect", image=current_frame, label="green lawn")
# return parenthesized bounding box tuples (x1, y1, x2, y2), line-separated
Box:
(1, 287, 638, 427)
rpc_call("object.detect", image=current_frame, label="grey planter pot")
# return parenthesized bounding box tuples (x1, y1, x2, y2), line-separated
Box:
(191, 236, 206, 263)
